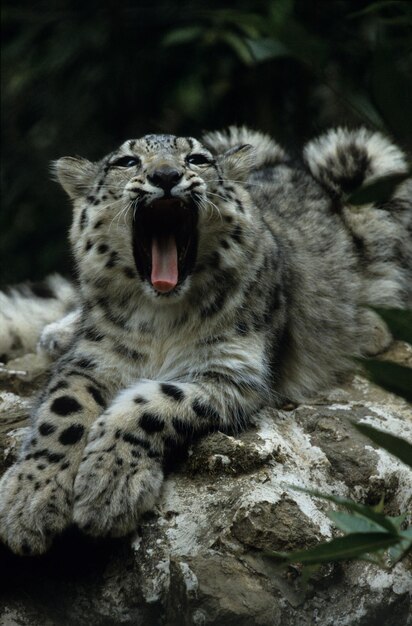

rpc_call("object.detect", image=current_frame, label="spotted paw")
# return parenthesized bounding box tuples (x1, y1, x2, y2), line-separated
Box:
(73, 431, 163, 537)
(0, 460, 74, 555)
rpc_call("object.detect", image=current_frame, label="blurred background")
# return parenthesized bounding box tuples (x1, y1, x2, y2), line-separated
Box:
(1, 0, 411, 286)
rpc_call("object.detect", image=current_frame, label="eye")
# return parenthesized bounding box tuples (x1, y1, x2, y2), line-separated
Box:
(186, 153, 211, 166)
(111, 156, 141, 168)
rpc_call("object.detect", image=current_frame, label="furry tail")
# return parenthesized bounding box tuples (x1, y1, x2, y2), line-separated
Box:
(0, 274, 77, 362)
(303, 127, 408, 197)
(304, 128, 412, 308)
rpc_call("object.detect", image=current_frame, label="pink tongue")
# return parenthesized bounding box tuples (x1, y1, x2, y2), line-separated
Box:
(151, 236, 179, 293)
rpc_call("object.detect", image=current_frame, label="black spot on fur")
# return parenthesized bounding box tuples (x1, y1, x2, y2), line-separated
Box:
(74, 357, 96, 369)
(235, 198, 245, 213)
(220, 239, 230, 249)
(140, 413, 165, 434)
(94, 219, 104, 229)
(61, 461, 70, 470)
(114, 344, 145, 362)
(161, 383, 185, 402)
(49, 380, 69, 394)
(172, 417, 191, 436)
(48, 452, 65, 463)
(198, 335, 225, 346)
(192, 400, 220, 422)
(134, 396, 148, 404)
(235, 321, 249, 335)
(59, 424, 85, 445)
(147, 449, 161, 459)
(231, 224, 243, 243)
(87, 385, 106, 407)
(50, 395, 82, 416)
(84, 327, 105, 342)
(85, 239, 93, 252)
(39, 423, 56, 436)
(32, 449, 47, 460)
(98, 244, 109, 254)
(123, 432, 151, 449)
(65, 369, 104, 390)
(335, 145, 370, 194)
(200, 270, 236, 319)
(106, 251, 119, 268)
(123, 267, 136, 279)
(80, 208, 88, 230)
(200, 289, 227, 318)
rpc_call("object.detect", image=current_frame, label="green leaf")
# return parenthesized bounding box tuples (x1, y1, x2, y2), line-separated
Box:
(352, 422, 412, 469)
(287, 486, 400, 534)
(373, 308, 412, 344)
(389, 527, 412, 565)
(246, 37, 290, 62)
(221, 31, 255, 65)
(162, 27, 203, 47)
(327, 511, 392, 534)
(359, 359, 412, 403)
(348, 1, 410, 19)
(269, 533, 400, 565)
(347, 173, 410, 206)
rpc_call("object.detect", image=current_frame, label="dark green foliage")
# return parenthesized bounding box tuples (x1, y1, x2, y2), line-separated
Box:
(270, 486, 412, 569)
(1, 0, 411, 285)
(353, 422, 412, 469)
(271, 533, 401, 565)
(347, 173, 411, 206)
(359, 360, 412, 403)
(358, 308, 412, 402)
(373, 309, 412, 345)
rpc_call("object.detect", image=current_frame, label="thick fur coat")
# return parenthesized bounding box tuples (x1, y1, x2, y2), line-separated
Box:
(0, 127, 410, 554)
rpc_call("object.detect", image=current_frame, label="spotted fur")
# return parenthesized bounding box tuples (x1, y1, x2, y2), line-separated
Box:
(0, 127, 410, 554)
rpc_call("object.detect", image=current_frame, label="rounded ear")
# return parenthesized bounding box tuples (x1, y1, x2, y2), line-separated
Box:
(51, 157, 98, 199)
(217, 144, 255, 181)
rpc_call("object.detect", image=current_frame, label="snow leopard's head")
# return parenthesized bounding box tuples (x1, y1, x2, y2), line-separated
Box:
(54, 133, 256, 301)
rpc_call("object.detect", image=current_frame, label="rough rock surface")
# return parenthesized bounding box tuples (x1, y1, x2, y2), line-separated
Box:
(1, 344, 411, 626)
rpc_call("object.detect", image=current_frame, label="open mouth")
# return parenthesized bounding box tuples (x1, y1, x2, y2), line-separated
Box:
(132, 198, 198, 294)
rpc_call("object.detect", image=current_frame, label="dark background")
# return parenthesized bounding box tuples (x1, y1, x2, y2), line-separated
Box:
(1, 0, 411, 287)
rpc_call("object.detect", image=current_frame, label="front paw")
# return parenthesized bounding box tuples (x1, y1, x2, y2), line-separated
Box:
(0, 460, 73, 555)
(73, 433, 163, 537)
(38, 310, 79, 357)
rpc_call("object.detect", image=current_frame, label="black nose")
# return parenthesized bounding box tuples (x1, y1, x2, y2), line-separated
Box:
(148, 166, 183, 192)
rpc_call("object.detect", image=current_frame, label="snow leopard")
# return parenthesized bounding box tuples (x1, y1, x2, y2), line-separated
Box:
(0, 127, 410, 555)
